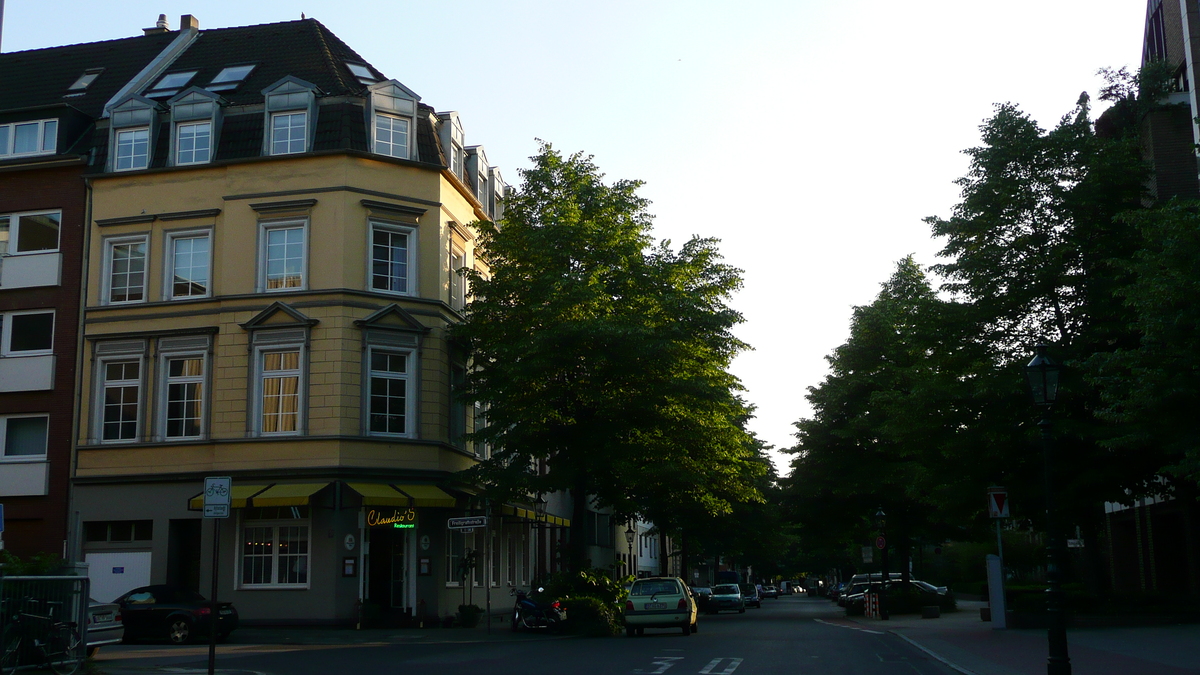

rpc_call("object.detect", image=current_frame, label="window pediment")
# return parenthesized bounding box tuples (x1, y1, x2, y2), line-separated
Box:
(354, 304, 429, 334)
(241, 301, 319, 330)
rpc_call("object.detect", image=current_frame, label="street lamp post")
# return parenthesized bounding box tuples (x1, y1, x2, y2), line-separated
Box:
(1025, 344, 1071, 675)
(534, 494, 547, 585)
(875, 508, 889, 620)
(625, 524, 636, 577)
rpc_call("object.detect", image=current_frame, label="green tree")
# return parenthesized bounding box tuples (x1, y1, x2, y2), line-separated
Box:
(455, 143, 762, 569)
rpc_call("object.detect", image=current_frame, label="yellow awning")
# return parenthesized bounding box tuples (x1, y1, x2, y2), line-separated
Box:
(188, 484, 270, 510)
(250, 483, 329, 507)
(347, 483, 410, 506)
(395, 484, 457, 508)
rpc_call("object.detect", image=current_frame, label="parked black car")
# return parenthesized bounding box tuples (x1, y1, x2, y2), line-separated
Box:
(115, 585, 238, 644)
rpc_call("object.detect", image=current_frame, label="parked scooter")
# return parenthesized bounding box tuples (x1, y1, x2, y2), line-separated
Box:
(510, 587, 566, 632)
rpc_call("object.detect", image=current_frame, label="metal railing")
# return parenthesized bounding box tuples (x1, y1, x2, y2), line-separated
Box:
(0, 576, 89, 673)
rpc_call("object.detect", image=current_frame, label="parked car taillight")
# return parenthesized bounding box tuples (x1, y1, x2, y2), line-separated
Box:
(676, 598, 687, 610)
(194, 606, 211, 616)
(115, 611, 122, 623)
(625, 600, 634, 611)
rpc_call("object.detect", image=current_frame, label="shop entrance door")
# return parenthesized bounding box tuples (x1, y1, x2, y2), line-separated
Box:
(391, 533, 407, 609)
(368, 526, 411, 619)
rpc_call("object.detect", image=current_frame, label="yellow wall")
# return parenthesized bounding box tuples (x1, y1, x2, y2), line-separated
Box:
(79, 154, 485, 478)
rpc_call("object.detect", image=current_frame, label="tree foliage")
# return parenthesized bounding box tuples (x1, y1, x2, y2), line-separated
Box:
(455, 143, 763, 568)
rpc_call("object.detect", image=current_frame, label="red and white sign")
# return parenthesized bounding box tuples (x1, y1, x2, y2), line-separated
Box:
(987, 487, 1009, 519)
(875, 536, 887, 550)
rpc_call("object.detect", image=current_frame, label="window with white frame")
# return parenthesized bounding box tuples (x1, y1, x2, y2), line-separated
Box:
(449, 250, 466, 310)
(270, 112, 307, 155)
(240, 507, 310, 588)
(100, 359, 141, 442)
(491, 530, 501, 586)
(451, 144, 463, 177)
(0, 119, 58, 157)
(370, 222, 414, 294)
(105, 237, 148, 303)
(175, 121, 211, 165)
(257, 348, 302, 435)
(0, 211, 61, 255)
(167, 231, 210, 299)
(260, 222, 306, 291)
(374, 114, 409, 159)
(0, 310, 54, 356)
(0, 415, 49, 459)
(473, 402, 489, 459)
(446, 530, 464, 586)
(162, 354, 204, 439)
(367, 348, 412, 436)
(115, 128, 150, 171)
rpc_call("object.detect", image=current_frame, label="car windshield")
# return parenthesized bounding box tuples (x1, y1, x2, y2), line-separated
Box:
(739, 584, 756, 595)
(630, 580, 681, 596)
(849, 583, 870, 594)
(713, 585, 740, 595)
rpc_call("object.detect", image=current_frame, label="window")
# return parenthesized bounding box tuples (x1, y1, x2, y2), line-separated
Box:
(270, 112, 307, 155)
(449, 250, 466, 310)
(105, 237, 148, 303)
(346, 63, 378, 84)
(491, 531, 500, 586)
(446, 530, 464, 586)
(147, 71, 197, 98)
(450, 365, 466, 449)
(115, 128, 150, 171)
(163, 355, 204, 439)
(68, 69, 104, 91)
(0, 210, 60, 255)
(258, 349, 301, 435)
(167, 232, 210, 298)
(101, 360, 141, 442)
(260, 222, 306, 291)
(367, 348, 411, 436)
(0, 415, 48, 458)
(83, 520, 152, 542)
(374, 114, 409, 158)
(175, 121, 211, 165)
(0, 119, 58, 157)
(473, 402, 489, 459)
(0, 311, 54, 356)
(451, 144, 463, 177)
(370, 223, 414, 294)
(207, 64, 255, 91)
(241, 508, 309, 588)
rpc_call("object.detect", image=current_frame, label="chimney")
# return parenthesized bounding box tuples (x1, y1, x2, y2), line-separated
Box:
(180, 15, 199, 31)
(143, 13, 170, 36)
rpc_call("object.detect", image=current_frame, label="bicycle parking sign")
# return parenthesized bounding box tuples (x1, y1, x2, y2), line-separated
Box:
(203, 476, 231, 518)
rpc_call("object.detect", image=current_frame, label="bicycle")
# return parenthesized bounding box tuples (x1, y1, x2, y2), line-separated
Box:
(0, 598, 82, 675)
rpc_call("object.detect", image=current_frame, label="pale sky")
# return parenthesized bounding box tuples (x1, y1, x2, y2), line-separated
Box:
(2, 1, 1148, 473)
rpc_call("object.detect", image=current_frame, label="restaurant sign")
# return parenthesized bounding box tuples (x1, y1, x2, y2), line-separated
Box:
(367, 508, 417, 529)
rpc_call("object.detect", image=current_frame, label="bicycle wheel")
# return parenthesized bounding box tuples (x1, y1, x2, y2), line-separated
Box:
(45, 624, 81, 675)
(0, 624, 21, 675)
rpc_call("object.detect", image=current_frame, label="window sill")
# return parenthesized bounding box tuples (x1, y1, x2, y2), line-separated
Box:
(0, 456, 48, 464)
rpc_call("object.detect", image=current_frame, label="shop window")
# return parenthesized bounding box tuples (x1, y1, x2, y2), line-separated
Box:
(240, 517, 310, 588)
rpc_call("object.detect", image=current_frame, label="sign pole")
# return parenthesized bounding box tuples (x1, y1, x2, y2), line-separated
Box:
(484, 499, 491, 634)
(208, 517, 219, 675)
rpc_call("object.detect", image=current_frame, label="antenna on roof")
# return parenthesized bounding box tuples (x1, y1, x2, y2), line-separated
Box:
(301, 12, 306, 19)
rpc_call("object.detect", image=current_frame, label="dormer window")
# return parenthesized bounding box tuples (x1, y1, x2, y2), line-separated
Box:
(169, 88, 222, 166)
(147, 71, 198, 98)
(0, 119, 58, 158)
(108, 96, 160, 171)
(437, 112, 465, 179)
(262, 77, 318, 156)
(368, 81, 420, 160)
(207, 64, 255, 92)
(489, 168, 506, 221)
(68, 68, 104, 91)
(465, 146, 489, 206)
(346, 63, 379, 85)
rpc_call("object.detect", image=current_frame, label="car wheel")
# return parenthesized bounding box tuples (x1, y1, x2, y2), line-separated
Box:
(691, 622, 698, 634)
(512, 611, 521, 632)
(168, 619, 193, 644)
(626, 627, 636, 637)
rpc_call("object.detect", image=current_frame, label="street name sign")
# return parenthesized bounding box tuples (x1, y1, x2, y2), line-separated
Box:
(448, 516, 487, 530)
(203, 476, 231, 519)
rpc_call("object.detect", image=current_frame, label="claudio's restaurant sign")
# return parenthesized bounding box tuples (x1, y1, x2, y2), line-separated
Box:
(368, 508, 417, 529)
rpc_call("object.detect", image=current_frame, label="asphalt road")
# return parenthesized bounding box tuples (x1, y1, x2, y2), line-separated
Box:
(96, 595, 959, 675)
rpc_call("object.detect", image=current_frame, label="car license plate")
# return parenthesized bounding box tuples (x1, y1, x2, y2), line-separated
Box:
(644, 602, 666, 610)
(95, 614, 113, 623)
(219, 609, 233, 615)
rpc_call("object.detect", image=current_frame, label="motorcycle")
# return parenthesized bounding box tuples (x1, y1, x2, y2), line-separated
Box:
(510, 587, 566, 632)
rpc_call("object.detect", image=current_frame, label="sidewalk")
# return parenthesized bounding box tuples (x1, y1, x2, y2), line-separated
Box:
(848, 600, 1200, 675)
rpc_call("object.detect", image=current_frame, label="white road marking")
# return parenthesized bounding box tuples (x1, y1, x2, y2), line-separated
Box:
(698, 657, 743, 674)
(813, 618, 884, 635)
(633, 656, 683, 674)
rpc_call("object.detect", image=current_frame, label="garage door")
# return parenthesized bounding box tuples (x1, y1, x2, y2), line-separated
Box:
(86, 551, 152, 602)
